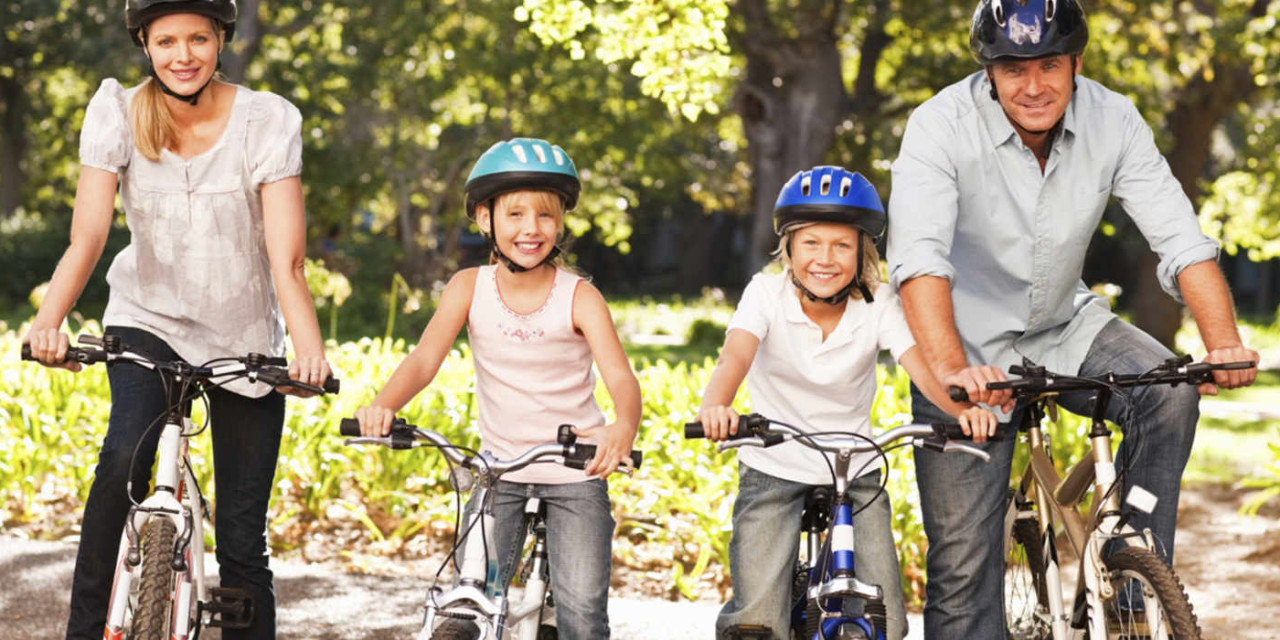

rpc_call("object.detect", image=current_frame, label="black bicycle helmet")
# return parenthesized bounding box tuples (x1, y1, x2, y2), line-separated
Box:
(126, 0, 237, 47)
(969, 0, 1088, 65)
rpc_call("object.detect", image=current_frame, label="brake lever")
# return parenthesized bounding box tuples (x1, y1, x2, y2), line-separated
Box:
(942, 441, 991, 462)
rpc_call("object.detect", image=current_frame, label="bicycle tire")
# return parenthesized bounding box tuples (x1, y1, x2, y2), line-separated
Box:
(1094, 546, 1201, 639)
(1004, 508, 1053, 640)
(431, 617, 482, 640)
(130, 517, 177, 640)
(536, 624, 558, 639)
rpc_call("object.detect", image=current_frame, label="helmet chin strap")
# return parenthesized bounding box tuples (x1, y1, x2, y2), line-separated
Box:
(788, 231, 875, 306)
(142, 28, 220, 106)
(486, 199, 560, 274)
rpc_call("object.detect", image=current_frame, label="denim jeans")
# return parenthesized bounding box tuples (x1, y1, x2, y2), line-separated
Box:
(459, 478, 615, 640)
(716, 465, 908, 640)
(66, 327, 286, 640)
(910, 318, 1199, 639)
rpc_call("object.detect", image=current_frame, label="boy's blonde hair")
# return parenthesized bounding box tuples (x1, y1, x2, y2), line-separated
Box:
(478, 189, 573, 270)
(774, 223, 882, 301)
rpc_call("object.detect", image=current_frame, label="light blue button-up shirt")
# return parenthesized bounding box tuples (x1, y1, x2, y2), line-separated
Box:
(886, 71, 1218, 379)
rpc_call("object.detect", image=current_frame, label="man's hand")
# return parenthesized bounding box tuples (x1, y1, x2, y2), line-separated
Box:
(1200, 345, 1259, 395)
(943, 365, 1014, 412)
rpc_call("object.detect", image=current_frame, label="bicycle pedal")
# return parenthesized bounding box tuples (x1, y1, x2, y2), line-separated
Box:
(726, 624, 773, 639)
(205, 587, 254, 629)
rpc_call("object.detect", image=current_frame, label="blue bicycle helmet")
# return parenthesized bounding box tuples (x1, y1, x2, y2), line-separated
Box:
(464, 138, 581, 218)
(464, 138, 581, 273)
(774, 166, 885, 304)
(970, 0, 1088, 65)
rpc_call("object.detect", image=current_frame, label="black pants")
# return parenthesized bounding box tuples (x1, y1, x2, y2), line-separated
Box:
(66, 327, 286, 640)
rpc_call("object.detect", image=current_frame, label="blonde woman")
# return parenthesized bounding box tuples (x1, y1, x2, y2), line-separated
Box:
(24, 1, 330, 637)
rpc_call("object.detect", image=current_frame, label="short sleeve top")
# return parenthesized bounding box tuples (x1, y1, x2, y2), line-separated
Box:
(79, 78, 304, 397)
(728, 272, 916, 484)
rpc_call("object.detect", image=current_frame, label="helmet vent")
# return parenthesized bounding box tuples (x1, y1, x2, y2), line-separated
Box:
(510, 144, 528, 163)
(819, 174, 832, 196)
(1046, 0, 1056, 21)
(532, 144, 547, 163)
(992, 0, 1007, 27)
(801, 176, 812, 196)
(552, 148, 564, 165)
(839, 177, 852, 197)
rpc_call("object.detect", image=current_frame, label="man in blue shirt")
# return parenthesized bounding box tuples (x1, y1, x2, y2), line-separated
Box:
(886, 0, 1259, 637)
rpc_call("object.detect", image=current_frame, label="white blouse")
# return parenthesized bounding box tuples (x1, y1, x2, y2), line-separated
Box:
(80, 79, 303, 397)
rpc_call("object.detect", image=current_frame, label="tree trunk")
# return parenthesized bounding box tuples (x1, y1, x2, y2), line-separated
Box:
(0, 75, 27, 218)
(220, 0, 262, 84)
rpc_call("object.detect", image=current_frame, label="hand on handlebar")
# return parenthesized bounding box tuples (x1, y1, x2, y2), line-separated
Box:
(572, 421, 637, 480)
(943, 365, 1014, 412)
(353, 405, 397, 437)
(22, 328, 81, 372)
(279, 355, 333, 398)
(957, 405, 1000, 443)
(696, 405, 740, 442)
(1201, 345, 1259, 395)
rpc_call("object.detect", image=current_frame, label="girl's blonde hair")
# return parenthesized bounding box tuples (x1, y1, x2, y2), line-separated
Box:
(129, 20, 224, 161)
(478, 189, 575, 271)
(774, 223, 882, 301)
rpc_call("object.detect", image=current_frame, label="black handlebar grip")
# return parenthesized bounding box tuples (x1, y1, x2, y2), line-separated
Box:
(564, 444, 596, 470)
(684, 422, 705, 439)
(340, 418, 362, 437)
(931, 422, 1010, 442)
(20, 344, 32, 361)
(948, 386, 970, 403)
(323, 377, 341, 394)
(630, 450, 644, 470)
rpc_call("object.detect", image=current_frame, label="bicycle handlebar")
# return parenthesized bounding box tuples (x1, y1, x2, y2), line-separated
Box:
(22, 335, 340, 395)
(339, 418, 643, 475)
(946, 358, 1257, 403)
(684, 413, 1008, 457)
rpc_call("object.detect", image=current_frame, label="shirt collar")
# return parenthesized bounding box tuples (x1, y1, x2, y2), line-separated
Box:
(974, 71, 1080, 152)
(780, 276, 867, 347)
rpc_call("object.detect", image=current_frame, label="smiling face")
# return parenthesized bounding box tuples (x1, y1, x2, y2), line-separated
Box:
(989, 54, 1079, 134)
(476, 190, 565, 270)
(785, 223, 861, 300)
(143, 13, 223, 96)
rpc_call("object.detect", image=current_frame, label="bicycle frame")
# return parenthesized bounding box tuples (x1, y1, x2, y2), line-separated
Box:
(1008, 396, 1167, 640)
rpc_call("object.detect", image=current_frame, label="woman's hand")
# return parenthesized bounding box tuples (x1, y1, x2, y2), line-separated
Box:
(696, 405, 740, 442)
(957, 405, 999, 443)
(353, 405, 396, 437)
(573, 422, 637, 480)
(23, 328, 82, 372)
(280, 355, 332, 398)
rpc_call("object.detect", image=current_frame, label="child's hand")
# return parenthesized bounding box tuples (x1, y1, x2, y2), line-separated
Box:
(354, 405, 395, 437)
(572, 422, 636, 480)
(697, 405, 739, 442)
(957, 405, 999, 443)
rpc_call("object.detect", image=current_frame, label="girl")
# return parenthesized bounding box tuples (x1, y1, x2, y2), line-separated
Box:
(353, 138, 641, 640)
(23, 1, 331, 637)
(698, 166, 997, 640)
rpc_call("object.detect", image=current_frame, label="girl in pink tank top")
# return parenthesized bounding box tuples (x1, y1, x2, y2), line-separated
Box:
(353, 138, 640, 639)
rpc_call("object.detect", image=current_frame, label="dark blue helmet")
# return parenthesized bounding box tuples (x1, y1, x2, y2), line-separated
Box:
(773, 166, 885, 239)
(970, 0, 1088, 65)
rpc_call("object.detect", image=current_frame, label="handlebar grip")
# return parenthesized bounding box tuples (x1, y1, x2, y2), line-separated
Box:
(21, 344, 32, 361)
(684, 422, 705, 439)
(340, 418, 361, 437)
(931, 422, 1010, 442)
(630, 450, 643, 470)
(685, 415, 769, 440)
(323, 377, 341, 394)
(948, 386, 970, 403)
(564, 444, 595, 470)
(22, 344, 104, 364)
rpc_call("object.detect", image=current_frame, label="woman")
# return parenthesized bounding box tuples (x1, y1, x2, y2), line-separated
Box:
(24, 1, 331, 637)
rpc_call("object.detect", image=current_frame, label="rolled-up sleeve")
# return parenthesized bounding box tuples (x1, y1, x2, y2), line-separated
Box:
(887, 103, 962, 292)
(1112, 102, 1219, 302)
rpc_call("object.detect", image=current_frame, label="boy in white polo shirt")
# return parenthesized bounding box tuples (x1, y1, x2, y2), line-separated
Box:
(698, 166, 997, 640)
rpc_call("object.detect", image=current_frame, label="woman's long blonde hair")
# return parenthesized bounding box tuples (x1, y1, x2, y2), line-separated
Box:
(774, 223, 882, 301)
(128, 19, 224, 161)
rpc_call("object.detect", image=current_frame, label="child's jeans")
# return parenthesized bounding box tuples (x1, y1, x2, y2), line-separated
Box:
(460, 478, 615, 640)
(716, 465, 907, 640)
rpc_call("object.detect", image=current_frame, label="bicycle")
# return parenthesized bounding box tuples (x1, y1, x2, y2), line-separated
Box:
(949, 355, 1255, 640)
(338, 417, 643, 640)
(22, 333, 339, 640)
(685, 413, 1005, 640)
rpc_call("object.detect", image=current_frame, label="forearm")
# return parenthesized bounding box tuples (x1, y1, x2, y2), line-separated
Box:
(32, 240, 107, 331)
(901, 347, 966, 417)
(605, 370, 642, 436)
(1177, 260, 1243, 350)
(272, 260, 325, 358)
(898, 275, 969, 378)
(700, 354, 749, 410)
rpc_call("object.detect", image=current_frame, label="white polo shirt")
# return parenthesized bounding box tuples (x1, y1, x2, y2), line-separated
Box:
(728, 272, 917, 485)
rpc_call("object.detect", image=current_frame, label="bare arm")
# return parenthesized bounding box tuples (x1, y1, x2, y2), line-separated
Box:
(1177, 260, 1258, 393)
(696, 328, 760, 441)
(355, 269, 477, 436)
(898, 275, 1012, 410)
(261, 176, 331, 394)
(25, 167, 119, 371)
(572, 281, 642, 478)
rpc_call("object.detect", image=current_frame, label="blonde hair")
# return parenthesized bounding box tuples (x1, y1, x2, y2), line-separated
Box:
(129, 19, 224, 161)
(478, 189, 575, 271)
(774, 223, 882, 301)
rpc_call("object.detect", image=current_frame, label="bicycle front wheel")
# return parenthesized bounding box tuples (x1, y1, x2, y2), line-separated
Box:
(1098, 546, 1201, 639)
(1004, 510, 1053, 640)
(130, 517, 177, 639)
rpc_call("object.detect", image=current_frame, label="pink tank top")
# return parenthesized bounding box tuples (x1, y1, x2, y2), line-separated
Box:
(467, 265, 605, 484)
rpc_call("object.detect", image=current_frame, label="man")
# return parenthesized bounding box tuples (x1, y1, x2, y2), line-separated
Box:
(885, 0, 1259, 637)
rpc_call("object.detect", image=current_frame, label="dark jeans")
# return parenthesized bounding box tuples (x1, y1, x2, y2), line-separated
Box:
(910, 318, 1199, 639)
(66, 327, 286, 640)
